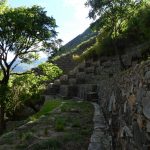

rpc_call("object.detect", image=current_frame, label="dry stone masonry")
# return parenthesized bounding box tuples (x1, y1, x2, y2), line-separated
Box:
(45, 47, 150, 149)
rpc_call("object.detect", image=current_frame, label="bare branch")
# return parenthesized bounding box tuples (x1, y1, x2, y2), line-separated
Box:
(11, 62, 22, 72)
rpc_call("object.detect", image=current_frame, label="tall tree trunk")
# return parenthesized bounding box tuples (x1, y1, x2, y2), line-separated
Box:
(0, 76, 9, 134)
(0, 102, 5, 135)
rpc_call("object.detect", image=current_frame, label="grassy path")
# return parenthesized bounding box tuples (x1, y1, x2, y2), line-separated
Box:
(0, 99, 94, 150)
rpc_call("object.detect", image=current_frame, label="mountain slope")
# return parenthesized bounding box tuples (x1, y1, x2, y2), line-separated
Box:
(56, 27, 97, 56)
(49, 28, 97, 73)
(12, 58, 47, 72)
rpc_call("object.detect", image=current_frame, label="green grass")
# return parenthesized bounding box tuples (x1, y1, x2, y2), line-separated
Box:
(1, 99, 94, 150)
(54, 117, 66, 131)
(29, 100, 62, 121)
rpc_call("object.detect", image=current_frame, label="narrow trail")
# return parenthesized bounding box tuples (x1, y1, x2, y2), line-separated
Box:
(88, 103, 111, 150)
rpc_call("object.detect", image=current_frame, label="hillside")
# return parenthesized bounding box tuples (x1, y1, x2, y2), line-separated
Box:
(61, 28, 97, 52)
(53, 28, 97, 58)
(12, 58, 47, 72)
(50, 28, 97, 73)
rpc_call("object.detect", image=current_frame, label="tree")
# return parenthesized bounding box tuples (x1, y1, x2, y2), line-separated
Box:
(0, 5, 58, 134)
(85, 0, 143, 69)
(0, 0, 7, 13)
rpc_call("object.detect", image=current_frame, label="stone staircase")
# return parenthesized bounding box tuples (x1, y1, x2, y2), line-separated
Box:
(44, 55, 121, 102)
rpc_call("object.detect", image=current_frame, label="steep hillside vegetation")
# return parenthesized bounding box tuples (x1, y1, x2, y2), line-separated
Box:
(55, 28, 97, 57)
(49, 30, 97, 73)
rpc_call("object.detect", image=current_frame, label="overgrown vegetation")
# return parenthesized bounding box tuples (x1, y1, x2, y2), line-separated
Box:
(0, 0, 61, 133)
(77, 0, 150, 64)
(0, 99, 94, 150)
(6, 62, 62, 120)
(51, 36, 97, 62)
(49, 28, 97, 61)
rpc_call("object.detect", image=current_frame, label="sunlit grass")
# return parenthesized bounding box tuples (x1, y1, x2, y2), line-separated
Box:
(29, 99, 62, 121)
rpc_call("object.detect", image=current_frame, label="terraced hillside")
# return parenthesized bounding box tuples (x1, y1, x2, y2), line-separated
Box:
(50, 28, 97, 73)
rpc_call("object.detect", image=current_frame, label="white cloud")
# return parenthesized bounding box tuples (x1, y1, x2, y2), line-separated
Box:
(59, 0, 92, 44)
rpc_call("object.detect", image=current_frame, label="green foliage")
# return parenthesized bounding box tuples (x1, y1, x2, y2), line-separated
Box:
(72, 37, 96, 61)
(20, 132, 33, 141)
(0, 5, 57, 64)
(0, 0, 7, 13)
(38, 62, 63, 80)
(31, 100, 62, 120)
(54, 117, 65, 131)
(52, 37, 96, 62)
(125, 3, 150, 43)
(6, 62, 62, 116)
(0, 5, 58, 86)
(0, 4, 59, 132)
(0, 70, 3, 80)
(78, 0, 149, 61)
(0, 100, 94, 149)
(49, 28, 97, 61)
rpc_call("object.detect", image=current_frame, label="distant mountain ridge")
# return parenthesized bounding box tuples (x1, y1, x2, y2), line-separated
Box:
(12, 58, 47, 72)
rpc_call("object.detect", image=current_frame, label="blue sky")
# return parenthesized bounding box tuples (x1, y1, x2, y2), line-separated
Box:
(8, 0, 92, 45)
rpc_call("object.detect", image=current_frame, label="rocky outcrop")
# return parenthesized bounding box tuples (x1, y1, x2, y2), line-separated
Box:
(45, 44, 150, 149)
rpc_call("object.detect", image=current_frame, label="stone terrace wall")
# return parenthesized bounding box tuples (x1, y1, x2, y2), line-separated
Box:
(45, 46, 150, 149)
(97, 60, 150, 149)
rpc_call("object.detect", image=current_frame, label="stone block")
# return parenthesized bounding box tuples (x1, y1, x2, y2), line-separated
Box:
(85, 59, 93, 67)
(76, 72, 86, 84)
(145, 71, 150, 80)
(85, 66, 95, 74)
(78, 67, 84, 72)
(95, 66, 104, 75)
(142, 97, 150, 120)
(59, 85, 68, 97)
(68, 85, 78, 98)
(54, 79, 60, 85)
(60, 74, 68, 84)
(146, 120, 150, 133)
(69, 78, 76, 85)
(87, 92, 99, 101)
(59, 85, 78, 98)
(68, 70, 76, 78)
(102, 60, 112, 68)
(45, 84, 60, 95)
(78, 62, 85, 72)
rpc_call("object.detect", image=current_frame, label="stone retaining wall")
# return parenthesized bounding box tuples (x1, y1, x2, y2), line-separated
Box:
(45, 45, 150, 149)
(97, 60, 150, 149)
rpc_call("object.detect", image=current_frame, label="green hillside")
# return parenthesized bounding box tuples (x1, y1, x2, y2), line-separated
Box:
(50, 27, 97, 60)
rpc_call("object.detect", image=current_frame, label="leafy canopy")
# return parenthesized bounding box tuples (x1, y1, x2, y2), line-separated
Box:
(86, 0, 143, 38)
(7, 62, 62, 116)
(0, 5, 58, 84)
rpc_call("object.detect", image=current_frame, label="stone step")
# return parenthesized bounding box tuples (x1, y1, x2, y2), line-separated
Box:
(68, 78, 76, 85)
(77, 84, 98, 100)
(45, 83, 60, 95)
(59, 85, 78, 98)
(59, 74, 69, 84)
(87, 92, 99, 102)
